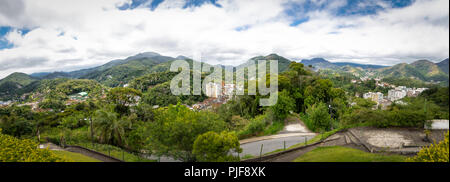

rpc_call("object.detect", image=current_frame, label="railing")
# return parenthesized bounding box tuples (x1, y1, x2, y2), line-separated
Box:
(64, 145, 124, 162)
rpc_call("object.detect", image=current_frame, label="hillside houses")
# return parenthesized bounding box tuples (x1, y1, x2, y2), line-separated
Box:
(205, 82, 237, 98)
(189, 82, 239, 111)
(66, 92, 89, 106)
(387, 86, 428, 102)
(362, 86, 428, 109)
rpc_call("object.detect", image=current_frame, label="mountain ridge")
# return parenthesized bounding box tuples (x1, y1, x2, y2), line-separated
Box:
(1, 53, 448, 101)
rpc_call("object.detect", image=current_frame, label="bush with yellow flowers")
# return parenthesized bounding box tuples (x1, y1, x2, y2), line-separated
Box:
(407, 131, 449, 162)
(0, 129, 69, 162)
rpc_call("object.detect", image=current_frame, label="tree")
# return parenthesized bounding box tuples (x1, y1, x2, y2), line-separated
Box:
(289, 62, 310, 76)
(228, 115, 250, 131)
(1, 129, 68, 162)
(285, 62, 312, 112)
(354, 98, 377, 109)
(39, 99, 66, 111)
(60, 113, 86, 129)
(93, 107, 131, 147)
(407, 131, 448, 162)
(270, 90, 295, 121)
(306, 102, 332, 132)
(133, 103, 155, 122)
(193, 131, 242, 162)
(0, 116, 34, 137)
(107, 87, 142, 116)
(147, 103, 226, 161)
(304, 79, 333, 106)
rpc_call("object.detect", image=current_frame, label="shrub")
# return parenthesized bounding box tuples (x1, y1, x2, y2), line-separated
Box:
(147, 103, 227, 161)
(263, 122, 284, 135)
(61, 113, 87, 129)
(385, 109, 426, 127)
(305, 102, 332, 132)
(193, 131, 242, 162)
(238, 114, 268, 138)
(407, 131, 449, 162)
(0, 129, 68, 162)
(0, 116, 34, 137)
(228, 115, 249, 131)
(270, 90, 295, 121)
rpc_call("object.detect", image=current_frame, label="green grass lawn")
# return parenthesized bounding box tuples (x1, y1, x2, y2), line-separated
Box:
(52, 150, 101, 162)
(294, 146, 407, 162)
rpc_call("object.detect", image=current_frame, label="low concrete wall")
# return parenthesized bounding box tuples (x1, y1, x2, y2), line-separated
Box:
(64, 145, 123, 162)
(241, 141, 324, 162)
(425, 120, 449, 130)
(241, 130, 345, 162)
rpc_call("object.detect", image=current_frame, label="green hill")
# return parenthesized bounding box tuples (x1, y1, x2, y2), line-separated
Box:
(379, 60, 449, 84)
(437, 58, 449, 74)
(0, 72, 36, 86)
(0, 73, 38, 100)
(410, 60, 444, 77)
(236, 53, 292, 75)
(78, 52, 178, 87)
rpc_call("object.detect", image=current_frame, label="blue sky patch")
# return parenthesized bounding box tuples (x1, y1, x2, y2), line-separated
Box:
(284, 0, 415, 26)
(183, 0, 221, 8)
(235, 25, 251, 32)
(0, 26, 32, 49)
(290, 17, 310, 27)
(0, 26, 13, 49)
(118, 0, 221, 10)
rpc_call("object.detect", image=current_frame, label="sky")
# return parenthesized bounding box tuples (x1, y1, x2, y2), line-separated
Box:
(0, 0, 449, 79)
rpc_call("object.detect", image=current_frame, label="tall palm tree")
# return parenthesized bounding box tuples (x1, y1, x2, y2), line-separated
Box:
(93, 109, 130, 146)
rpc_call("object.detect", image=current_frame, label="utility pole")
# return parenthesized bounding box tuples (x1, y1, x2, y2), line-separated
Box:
(90, 116, 94, 146)
(329, 98, 333, 130)
(424, 98, 428, 117)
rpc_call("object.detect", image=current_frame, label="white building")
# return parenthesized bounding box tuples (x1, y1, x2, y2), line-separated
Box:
(387, 86, 427, 102)
(363, 92, 384, 104)
(205, 82, 236, 98)
(205, 82, 222, 98)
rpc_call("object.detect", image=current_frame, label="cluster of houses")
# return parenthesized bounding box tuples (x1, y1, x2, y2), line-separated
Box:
(362, 86, 428, 109)
(352, 77, 393, 88)
(205, 82, 237, 98)
(0, 91, 91, 112)
(66, 92, 89, 106)
(188, 82, 239, 111)
(387, 86, 428, 101)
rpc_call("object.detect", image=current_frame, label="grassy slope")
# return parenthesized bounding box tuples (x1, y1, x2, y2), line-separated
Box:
(294, 146, 406, 162)
(52, 150, 101, 162)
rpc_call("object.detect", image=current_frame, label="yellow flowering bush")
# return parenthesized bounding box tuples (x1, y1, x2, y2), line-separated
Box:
(0, 129, 69, 162)
(407, 131, 449, 162)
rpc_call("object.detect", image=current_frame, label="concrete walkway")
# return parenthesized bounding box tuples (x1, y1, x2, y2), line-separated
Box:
(39, 143, 65, 151)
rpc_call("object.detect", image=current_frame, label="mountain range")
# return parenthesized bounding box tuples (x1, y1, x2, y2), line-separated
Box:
(300, 58, 388, 70)
(300, 57, 448, 82)
(0, 51, 448, 101)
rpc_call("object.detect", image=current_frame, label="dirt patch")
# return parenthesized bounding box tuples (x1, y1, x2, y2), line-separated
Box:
(280, 115, 312, 134)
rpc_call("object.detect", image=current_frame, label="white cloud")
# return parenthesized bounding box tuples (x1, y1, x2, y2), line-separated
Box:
(0, 0, 448, 78)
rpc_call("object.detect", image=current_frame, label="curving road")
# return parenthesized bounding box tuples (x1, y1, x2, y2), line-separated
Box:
(237, 119, 317, 158)
(237, 134, 316, 157)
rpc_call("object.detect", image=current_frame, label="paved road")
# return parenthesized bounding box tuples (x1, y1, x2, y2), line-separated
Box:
(236, 134, 316, 157)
